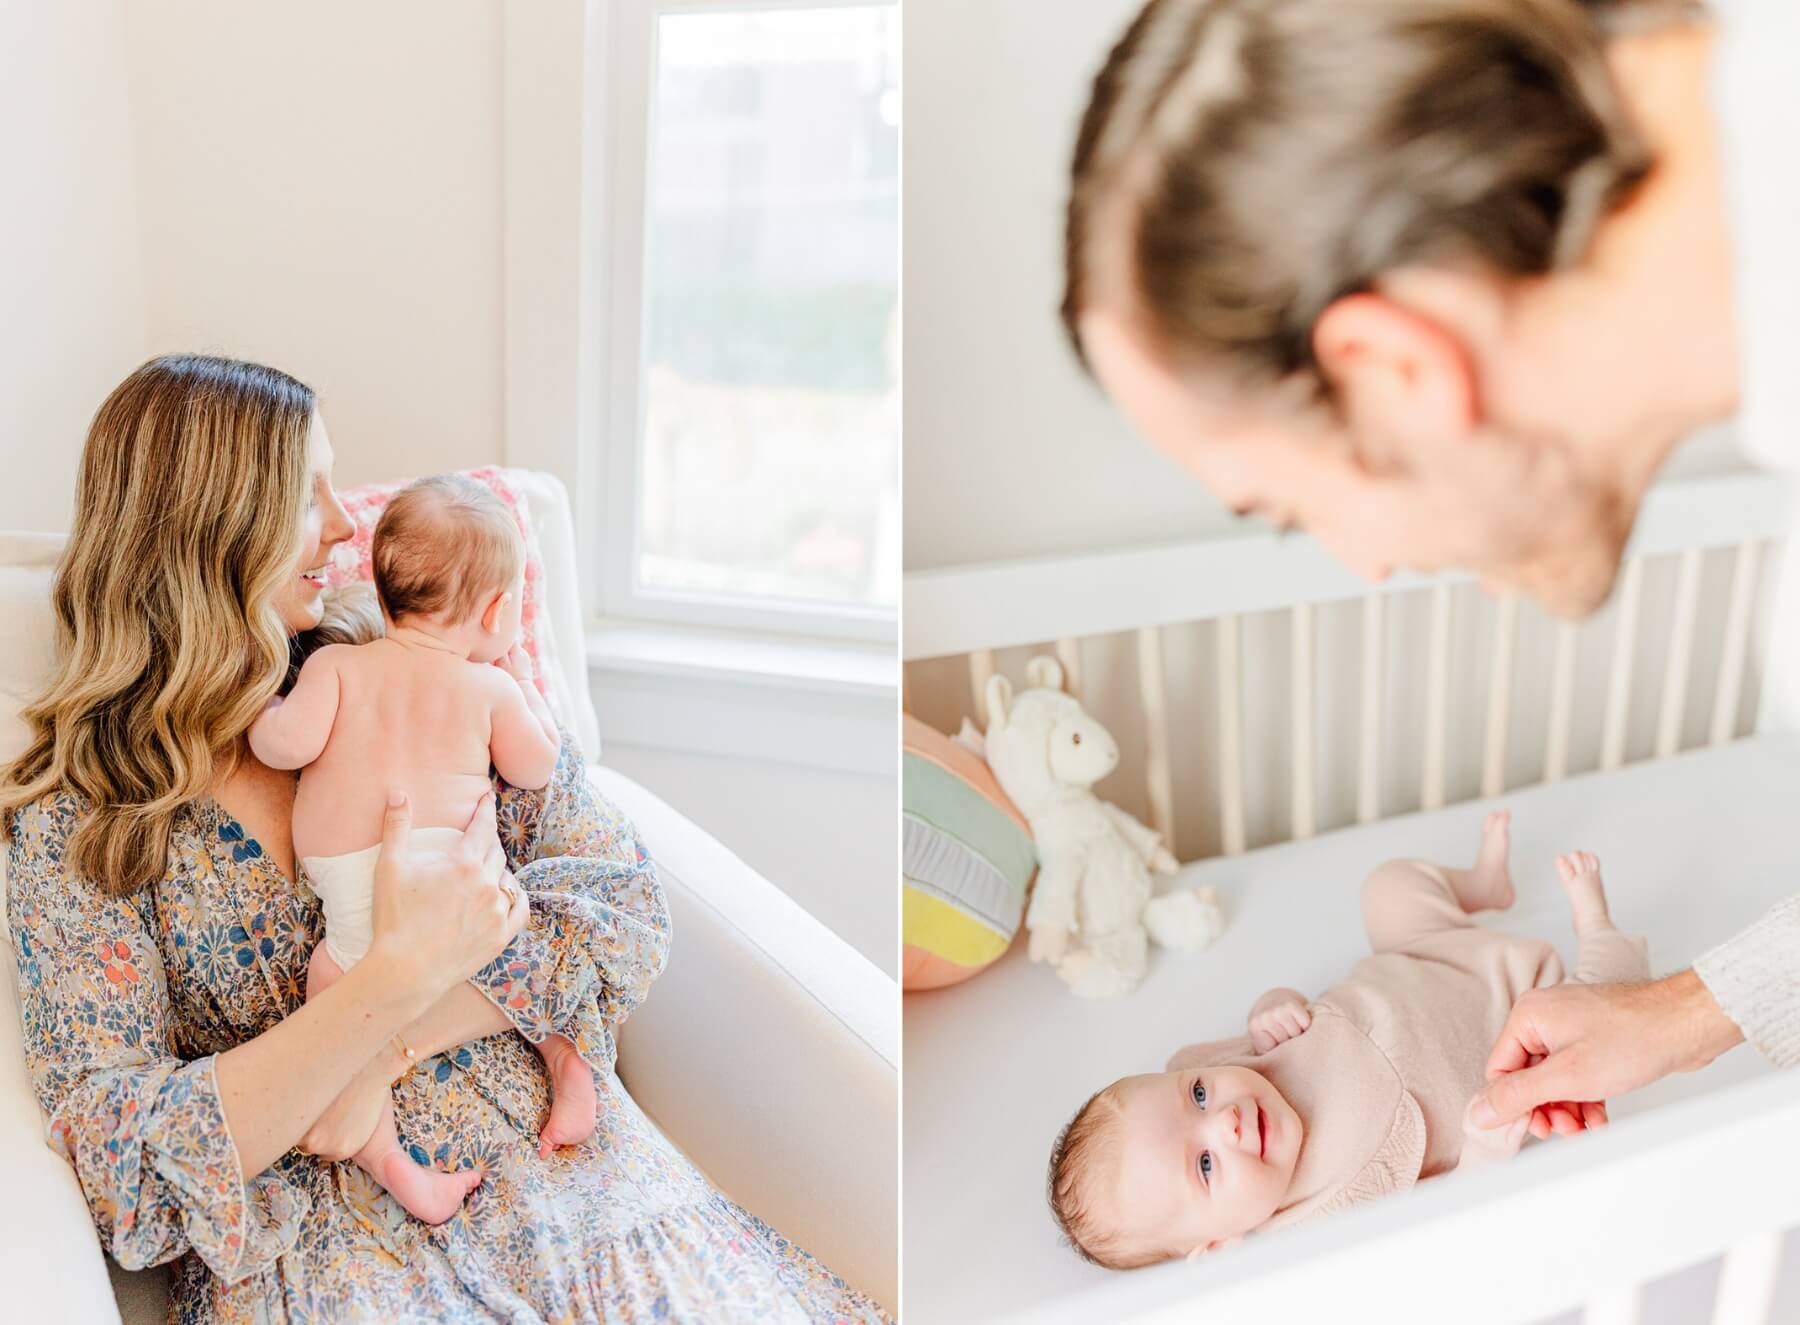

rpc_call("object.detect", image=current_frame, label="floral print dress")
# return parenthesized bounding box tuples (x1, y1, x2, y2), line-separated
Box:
(7, 735, 888, 1324)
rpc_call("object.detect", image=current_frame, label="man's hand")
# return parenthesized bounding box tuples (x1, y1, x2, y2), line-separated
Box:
(1471, 970, 1743, 1136)
(1248, 988, 1312, 1054)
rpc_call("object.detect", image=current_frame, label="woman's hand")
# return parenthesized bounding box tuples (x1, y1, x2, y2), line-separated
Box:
(364, 791, 529, 1006)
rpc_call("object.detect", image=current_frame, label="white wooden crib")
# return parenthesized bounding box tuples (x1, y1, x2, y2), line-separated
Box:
(903, 469, 1800, 1325)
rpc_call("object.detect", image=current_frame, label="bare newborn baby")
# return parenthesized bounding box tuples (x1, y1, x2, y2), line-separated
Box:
(1047, 814, 1648, 1268)
(251, 475, 592, 1224)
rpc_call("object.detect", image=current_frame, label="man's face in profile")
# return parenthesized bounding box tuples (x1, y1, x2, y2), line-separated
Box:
(1079, 305, 1648, 621)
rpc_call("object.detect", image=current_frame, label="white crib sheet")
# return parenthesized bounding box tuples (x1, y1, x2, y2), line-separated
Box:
(903, 732, 1800, 1325)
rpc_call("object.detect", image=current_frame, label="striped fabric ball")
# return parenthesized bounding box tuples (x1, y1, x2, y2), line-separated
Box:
(902, 715, 1036, 991)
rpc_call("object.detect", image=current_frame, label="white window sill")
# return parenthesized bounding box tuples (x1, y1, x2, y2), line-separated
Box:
(586, 620, 896, 777)
(587, 620, 897, 700)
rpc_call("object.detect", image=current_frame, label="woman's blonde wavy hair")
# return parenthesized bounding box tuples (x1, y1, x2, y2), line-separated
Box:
(0, 353, 369, 897)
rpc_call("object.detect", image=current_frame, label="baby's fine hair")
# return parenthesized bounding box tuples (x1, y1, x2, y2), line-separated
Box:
(1048, 1084, 1159, 1271)
(371, 475, 524, 626)
(1062, 0, 1702, 392)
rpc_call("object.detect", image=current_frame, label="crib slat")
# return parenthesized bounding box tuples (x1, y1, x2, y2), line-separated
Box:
(1482, 594, 1519, 798)
(1543, 621, 1580, 784)
(1601, 558, 1645, 770)
(1217, 615, 1247, 856)
(1710, 542, 1761, 747)
(1291, 604, 1316, 842)
(969, 649, 997, 728)
(1358, 596, 1384, 825)
(1055, 637, 1085, 704)
(1710, 1231, 1782, 1325)
(1584, 1284, 1644, 1325)
(1655, 547, 1705, 759)
(1421, 584, 1451, 812)
(1137, 625, 1176, 853)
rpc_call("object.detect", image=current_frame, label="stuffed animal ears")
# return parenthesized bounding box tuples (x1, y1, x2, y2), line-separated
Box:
(1024, 655, 1066, 692)
(985, 674, 1014, 732)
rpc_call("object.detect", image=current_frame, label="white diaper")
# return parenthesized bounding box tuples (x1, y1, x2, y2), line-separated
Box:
(303, 827, 467, 969)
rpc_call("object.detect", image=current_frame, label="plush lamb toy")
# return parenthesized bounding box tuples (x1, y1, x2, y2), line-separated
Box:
(984, 656, 1224, 997)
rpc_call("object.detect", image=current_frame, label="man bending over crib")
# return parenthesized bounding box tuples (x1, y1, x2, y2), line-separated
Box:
(1047, 814, 1646, 1268)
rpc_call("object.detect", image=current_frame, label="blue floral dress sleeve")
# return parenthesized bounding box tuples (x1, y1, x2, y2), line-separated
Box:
(471, 728, 670, 1075)
(5, 794, 306, 1283)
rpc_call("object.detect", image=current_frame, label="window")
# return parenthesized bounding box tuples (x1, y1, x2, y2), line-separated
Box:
(605, 1, 900, 641)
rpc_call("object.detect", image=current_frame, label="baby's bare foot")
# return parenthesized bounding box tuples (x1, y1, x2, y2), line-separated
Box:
(1457, 810, 1514, 911)
(372, 1150, 483, 1226)
(1555, 850, 1613, 937)
(537, 1035, 598, 1158)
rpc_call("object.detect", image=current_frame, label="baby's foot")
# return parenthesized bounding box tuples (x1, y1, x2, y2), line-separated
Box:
(1458, 810, 1515, 911)
(536, 1035, 598, 1158)
(370, 1150, 483, 1226)
(1555, 850, 1613, 937)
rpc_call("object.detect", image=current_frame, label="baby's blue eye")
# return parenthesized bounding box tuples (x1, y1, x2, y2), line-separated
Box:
(1191, 1080, 1207, 1109)
(1199, 1151, 1213, 1183)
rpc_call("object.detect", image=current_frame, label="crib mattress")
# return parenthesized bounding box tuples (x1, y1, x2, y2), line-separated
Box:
(903, 733, 1800, 1325)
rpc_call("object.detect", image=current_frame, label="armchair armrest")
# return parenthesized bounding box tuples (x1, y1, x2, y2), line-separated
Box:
(0, 917, 124, 1324)
(594, 767, 898, 1315)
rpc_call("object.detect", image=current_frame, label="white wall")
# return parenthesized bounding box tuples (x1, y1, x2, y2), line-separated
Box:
(0, 0, 146, 533)
(903, 0, 1243, 572)
(120, 0, 506, 488)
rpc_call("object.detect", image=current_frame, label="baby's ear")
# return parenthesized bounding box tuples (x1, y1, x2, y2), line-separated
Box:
(1185, 1235, 1242, 1261)
(481, 590, 513, 634)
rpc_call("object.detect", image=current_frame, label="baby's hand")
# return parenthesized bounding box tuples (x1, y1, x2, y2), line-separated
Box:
(496, 643, 535, 687)
(1248, 993, 1311, 1054)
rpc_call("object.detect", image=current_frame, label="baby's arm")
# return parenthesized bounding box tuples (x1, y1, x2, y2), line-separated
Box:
(248, 648, 343, 770)
(487, 655, 560, 791)
(1247, 987, 1312, 1053)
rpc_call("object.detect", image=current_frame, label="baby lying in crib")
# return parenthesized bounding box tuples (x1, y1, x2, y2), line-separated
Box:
(251, 475, 595, 1224)
(1047, 813, 1648, 1268)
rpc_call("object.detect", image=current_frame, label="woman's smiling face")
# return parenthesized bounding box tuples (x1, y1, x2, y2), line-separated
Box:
(272, 412, 355, 634)
(1102, 1065, 1303, 1259)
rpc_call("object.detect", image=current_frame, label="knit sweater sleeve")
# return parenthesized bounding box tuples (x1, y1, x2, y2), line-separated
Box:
(1693, 895, 1800, 1070)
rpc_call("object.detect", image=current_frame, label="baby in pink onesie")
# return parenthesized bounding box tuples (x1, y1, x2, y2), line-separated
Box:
(250, 475, 595, 1225)
(1047, 812, 1649, 1268)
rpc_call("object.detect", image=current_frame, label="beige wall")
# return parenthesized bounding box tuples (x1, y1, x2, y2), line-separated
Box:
(121, 0, 506, 488)
(0, 0, 147, 533)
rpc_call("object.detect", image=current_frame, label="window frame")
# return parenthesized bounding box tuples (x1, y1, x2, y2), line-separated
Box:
(597, 0, 899, 644)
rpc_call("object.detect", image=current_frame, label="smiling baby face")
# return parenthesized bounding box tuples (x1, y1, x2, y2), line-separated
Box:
(1050, 1065, 1303, 1268)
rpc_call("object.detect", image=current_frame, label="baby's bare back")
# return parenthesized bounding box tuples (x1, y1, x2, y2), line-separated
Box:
(292, 640, 499, 860)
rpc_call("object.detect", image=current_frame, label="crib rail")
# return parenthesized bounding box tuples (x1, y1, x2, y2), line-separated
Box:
(904, 472, 1797, 860)
(1006, 1071, 1800, 1325)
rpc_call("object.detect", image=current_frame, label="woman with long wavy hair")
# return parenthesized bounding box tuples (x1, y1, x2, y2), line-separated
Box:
(3, 354, 887, 1322)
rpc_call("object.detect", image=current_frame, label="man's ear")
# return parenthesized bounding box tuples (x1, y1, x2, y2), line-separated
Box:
(480, 590, 512, 634)
(1313, 292, 1476, 468)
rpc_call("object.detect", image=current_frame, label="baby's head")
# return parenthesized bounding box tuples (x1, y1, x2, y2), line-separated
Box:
(1049, 1064, 1303, 1268)
(371, 476, 525, 662)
